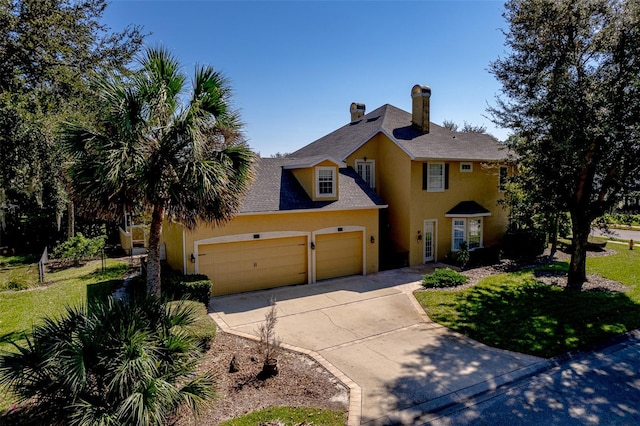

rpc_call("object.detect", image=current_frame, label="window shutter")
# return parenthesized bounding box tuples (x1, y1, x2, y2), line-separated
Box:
(422, 163, 428, 190)
(444, 164, 449, 189)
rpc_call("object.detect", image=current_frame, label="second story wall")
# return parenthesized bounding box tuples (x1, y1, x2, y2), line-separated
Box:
(345, 133, 412, 254)
(409, 160, 509, 264)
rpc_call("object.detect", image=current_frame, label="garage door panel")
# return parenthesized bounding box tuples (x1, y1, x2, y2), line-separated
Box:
(199, 236, 308, 296)
(316, 231, 363, 281)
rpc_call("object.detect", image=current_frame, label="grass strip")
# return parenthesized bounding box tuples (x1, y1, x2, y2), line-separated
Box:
(219, 406, 347, 426)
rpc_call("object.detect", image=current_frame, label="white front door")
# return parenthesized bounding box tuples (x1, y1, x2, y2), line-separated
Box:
(423, 220, 436, 262)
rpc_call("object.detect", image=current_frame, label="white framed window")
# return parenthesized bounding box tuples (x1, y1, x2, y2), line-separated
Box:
(468, 219, 481, 249)
(499, 166, 508, 191)
(316, 166, 336, 197)
(460, 162, 473, 172)
(355, 159, 375, 189)
(451, 218, 483, 251)
(427, 163, 445, 192)
(453, 219, 466, 251)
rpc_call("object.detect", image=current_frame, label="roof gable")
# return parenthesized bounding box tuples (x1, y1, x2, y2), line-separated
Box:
(292, 104, 509, 162)
(239, 157, 385, 214)
(282, 155, 345, 169)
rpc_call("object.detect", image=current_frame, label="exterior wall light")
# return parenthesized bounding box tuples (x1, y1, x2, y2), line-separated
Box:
(370, 235, 375, 244)
(417, 231, 422, 241)
(310, 241, 316, 250)
(190, 253, 196, 263)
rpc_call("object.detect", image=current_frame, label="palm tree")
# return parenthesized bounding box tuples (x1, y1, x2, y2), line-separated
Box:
(0, 295, 215, 425)
(61, 47, 255, 296)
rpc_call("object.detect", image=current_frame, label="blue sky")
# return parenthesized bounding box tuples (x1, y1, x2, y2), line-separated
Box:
(103, 1, 509, 156)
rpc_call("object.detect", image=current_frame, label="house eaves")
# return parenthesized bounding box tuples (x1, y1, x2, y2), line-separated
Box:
(282, 155, 346, 169)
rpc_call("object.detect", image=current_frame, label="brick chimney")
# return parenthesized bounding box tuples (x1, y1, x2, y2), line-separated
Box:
(350, 102, 366, 121)
(411, 84, 431, 133)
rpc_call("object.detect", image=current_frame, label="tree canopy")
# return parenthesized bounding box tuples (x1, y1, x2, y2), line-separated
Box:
(441, 119, 488, 134)
(62, 47, 256, 296)
(490, 0, 640, 288)
(0, 0, 144, 251)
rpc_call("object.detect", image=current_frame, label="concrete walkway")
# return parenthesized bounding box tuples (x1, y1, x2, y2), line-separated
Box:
(209, 267, 547, 425)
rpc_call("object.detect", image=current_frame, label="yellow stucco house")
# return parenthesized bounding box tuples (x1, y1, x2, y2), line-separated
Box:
(163, 84, 511, 295)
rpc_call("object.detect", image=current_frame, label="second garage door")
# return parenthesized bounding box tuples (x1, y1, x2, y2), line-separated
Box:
(199, 236, 308, 296)
(315, 231, 363, 281)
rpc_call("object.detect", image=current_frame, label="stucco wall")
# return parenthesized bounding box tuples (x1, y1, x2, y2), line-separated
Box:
(345, 133, 412, 258)
(163, 221, 185, 273)
(163, 208, 380, 276)
(408, 160, 509, 265)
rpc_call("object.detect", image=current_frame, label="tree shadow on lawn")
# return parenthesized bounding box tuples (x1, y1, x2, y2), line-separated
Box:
(435, 276, 640, 358)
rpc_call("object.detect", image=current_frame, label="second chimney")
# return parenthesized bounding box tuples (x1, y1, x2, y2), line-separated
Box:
(411, 84, 431, 133)
(350, 102, 366, 121)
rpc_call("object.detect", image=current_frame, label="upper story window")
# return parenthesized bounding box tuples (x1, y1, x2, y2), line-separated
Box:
(499, 166, 508, 191)
(355, 159, 375, 189)
(316, 166, 336, 197)
(460, 163, 473, 172)
(424, 162, 446, 192)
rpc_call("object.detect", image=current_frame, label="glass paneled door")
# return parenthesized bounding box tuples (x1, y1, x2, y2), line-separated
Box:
(423, 220, 436, 262)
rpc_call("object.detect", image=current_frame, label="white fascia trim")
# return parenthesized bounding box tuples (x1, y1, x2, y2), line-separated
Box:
(283, 155, 346, 169)
(414, 157, 508, 162)
(445, 212, 492, 218)
(379, 129, 417, 160)
(237, 205, 389, 216)
(194, 230, 310, 246)
(340, 129, 415, 161)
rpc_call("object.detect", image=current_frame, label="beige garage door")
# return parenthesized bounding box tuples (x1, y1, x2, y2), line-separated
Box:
(199, 236, 308, 296)
(315, 231, 363, 281)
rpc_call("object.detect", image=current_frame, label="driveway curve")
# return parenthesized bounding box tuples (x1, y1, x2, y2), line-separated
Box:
(209, 267, 546, 425)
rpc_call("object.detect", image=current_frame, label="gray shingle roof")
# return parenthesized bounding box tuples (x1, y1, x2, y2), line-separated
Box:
(240, 158, 385, 213)
(292, 104, 509, 162)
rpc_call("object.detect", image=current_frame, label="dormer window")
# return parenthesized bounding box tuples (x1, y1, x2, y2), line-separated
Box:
(316, 167, 336, 197)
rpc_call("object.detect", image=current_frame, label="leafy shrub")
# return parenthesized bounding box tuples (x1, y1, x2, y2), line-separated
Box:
(502, 230, 546, 259)
(455, 241, 470, 269)
(598, 213, 640, 226)
(175, 279, 212, 305)
(162, 272, 212, 305)
(422, 268, 468, 289)
(467, 246, 502, 267)
(52, 232, 106, 265)
(0, 295, 215, 425)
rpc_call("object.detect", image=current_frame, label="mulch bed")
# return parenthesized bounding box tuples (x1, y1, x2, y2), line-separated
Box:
(176, 332, 349, 425)
(422, 247, 626, 294)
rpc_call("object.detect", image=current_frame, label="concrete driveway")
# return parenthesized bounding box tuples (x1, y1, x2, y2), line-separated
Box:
(209, 267, 546, 425)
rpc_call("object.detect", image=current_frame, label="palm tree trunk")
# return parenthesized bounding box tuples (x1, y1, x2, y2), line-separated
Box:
(147, 204, 164, 297)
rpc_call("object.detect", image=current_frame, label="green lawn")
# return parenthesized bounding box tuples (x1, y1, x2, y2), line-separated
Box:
(219, 406, 347, 426)
(416, 243, 640, 358)
(0, 259, 130, 348)
(0, 260, 218, 414)
(0, 255, 39, 291)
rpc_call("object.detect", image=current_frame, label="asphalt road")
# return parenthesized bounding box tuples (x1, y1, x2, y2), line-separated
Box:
(426, 332, 640, 426)
(591, 227, 640, 242)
